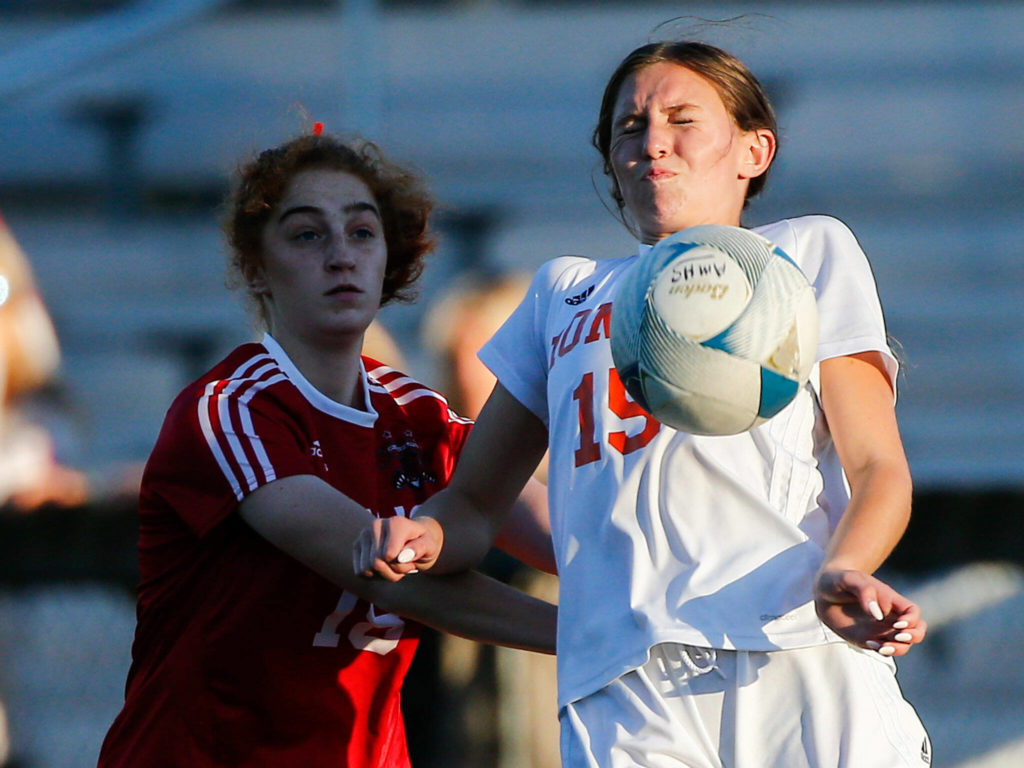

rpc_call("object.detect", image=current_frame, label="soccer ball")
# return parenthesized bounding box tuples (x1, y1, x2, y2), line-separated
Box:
(610, 225, 818, 435)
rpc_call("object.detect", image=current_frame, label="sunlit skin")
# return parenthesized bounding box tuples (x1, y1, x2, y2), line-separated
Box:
(609, 61, 774, 243)
(250, 168, 387, 405)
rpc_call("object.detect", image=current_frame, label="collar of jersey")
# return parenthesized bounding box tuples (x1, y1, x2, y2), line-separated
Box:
(261, 333, 378, 426)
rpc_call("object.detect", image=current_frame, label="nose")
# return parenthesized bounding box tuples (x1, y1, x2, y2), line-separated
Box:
(324, 238, 356, 271)
(643, 123, 672, 159)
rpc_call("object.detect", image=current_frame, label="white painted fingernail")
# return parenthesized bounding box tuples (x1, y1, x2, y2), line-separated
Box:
(397, 548, 416, 564)
(408, 568, 419, 575)
(868, 601, 884, 621)
(894, 632, 913, 643)
(878, 646, 896, 657)
(866, 640, 881, 650)
(893, 620, 909, 630)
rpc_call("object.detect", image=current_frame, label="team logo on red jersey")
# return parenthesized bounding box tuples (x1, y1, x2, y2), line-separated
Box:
(379, 430, 437, 490)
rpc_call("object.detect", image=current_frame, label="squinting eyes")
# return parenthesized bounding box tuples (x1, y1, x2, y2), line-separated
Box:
(616, 117, 694, 136)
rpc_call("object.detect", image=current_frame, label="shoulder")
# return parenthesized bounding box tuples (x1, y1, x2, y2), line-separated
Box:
(141, 344, 290, 493)
(755, 214, 860, 253)
(363, 357, 472, 428)
(531, 254, 608, 292)
(158, 342, 297, 449)
(528, 253, 633, 308)
(171, 342, 289, 412)
(753, 215, 867, 283)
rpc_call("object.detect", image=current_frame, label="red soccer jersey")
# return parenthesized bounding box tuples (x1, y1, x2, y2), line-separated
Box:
(98, 338, 472, 768)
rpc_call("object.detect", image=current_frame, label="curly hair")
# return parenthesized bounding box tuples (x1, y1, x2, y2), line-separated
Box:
(223, 133, 435, 328)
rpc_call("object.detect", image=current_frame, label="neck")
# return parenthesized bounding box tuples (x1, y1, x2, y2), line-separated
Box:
(269, 330, 366, 409)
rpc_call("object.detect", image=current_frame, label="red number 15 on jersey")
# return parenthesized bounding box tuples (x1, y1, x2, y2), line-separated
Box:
(573, 367, 660, 467)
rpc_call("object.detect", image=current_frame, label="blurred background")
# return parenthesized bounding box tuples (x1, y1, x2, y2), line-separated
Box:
(0, 1, 1021, 766)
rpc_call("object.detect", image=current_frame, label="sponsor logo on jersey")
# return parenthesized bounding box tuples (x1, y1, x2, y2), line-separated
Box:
(379, 430, 437, 490)
(759, 613, 799, 622)
(565, 285, 595, 305)
(309, 439, 329, 472)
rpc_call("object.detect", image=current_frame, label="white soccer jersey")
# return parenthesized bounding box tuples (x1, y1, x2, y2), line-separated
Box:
(479, 215, 897, 708)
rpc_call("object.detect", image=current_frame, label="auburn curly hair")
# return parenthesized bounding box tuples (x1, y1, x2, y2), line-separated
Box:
(223, 133, 435, 328)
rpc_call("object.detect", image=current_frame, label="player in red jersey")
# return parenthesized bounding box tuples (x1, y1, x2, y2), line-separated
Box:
(97, 131, 556, 768)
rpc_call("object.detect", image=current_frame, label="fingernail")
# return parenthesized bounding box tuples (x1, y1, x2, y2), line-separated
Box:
(878, 646, 896, 657)
(894, 632, 913, 643)
(868, 601, 884, 621)
(866, 640, 881, 650)
(408, 568, 419, 575)
(893, 620, 909, 630)
(397, 548, 416, 564)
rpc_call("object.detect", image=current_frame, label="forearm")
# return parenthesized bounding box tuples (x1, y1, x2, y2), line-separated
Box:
(820, 459, 912, 575)
(819, 352, 913, 576)
(239, 475, 555, 652)
(365, 570, 556, 653)
(492, 477, 556, 574)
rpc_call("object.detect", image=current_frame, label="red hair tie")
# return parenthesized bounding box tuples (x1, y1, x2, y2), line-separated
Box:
(312, 122, 324, 136)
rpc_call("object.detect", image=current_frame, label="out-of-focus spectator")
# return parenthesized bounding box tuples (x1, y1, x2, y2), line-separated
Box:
(0, 213, 89, 767)
(0, 214, 88, 513)
(422, 272, 559, 768)
(362, 318, 406, 370)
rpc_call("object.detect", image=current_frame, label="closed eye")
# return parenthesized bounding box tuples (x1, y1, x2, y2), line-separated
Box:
(613, 116, 645, 137)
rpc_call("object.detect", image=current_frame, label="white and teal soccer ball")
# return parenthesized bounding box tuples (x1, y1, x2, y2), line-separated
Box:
(610, 225, 818, 436)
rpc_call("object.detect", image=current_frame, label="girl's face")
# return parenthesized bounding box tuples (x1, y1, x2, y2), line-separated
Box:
(608, 62, 773, 244)
(253, 167, 388, 349)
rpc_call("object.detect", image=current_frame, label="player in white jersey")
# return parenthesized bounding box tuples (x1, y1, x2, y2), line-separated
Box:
(357, 41, 930, 768)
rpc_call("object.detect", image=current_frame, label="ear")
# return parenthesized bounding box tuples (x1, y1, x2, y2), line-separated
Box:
(738, 129, 776, 181)
(249, 268, 270, 298)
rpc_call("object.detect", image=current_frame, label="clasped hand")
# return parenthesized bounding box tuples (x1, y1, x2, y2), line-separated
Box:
(814, 569, 927, 657)
(353, 515, 444, 581)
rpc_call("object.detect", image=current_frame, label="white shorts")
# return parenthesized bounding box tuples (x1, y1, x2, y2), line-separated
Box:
(560, 642, 930, 768)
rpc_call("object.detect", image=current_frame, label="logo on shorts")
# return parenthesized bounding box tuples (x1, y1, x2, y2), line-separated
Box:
(921, 736, 931, 764)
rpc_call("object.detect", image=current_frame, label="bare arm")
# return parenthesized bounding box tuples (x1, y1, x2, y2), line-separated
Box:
(815, 351, 926, 656)
(493, 476, 556, 575)
(239, 474, 555, 653)
(354, 383, 550, 578)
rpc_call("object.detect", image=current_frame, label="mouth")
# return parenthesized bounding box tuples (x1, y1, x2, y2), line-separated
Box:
(644, 167, 676, 182)
(325, 284, 362, 297)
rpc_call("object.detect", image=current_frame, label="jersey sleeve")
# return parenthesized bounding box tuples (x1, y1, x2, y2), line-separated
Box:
(144, 378, 316, 538)
(478, 256, 588, 426)
(758, 215, 898, 387)
(441, 409, 474, 482)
